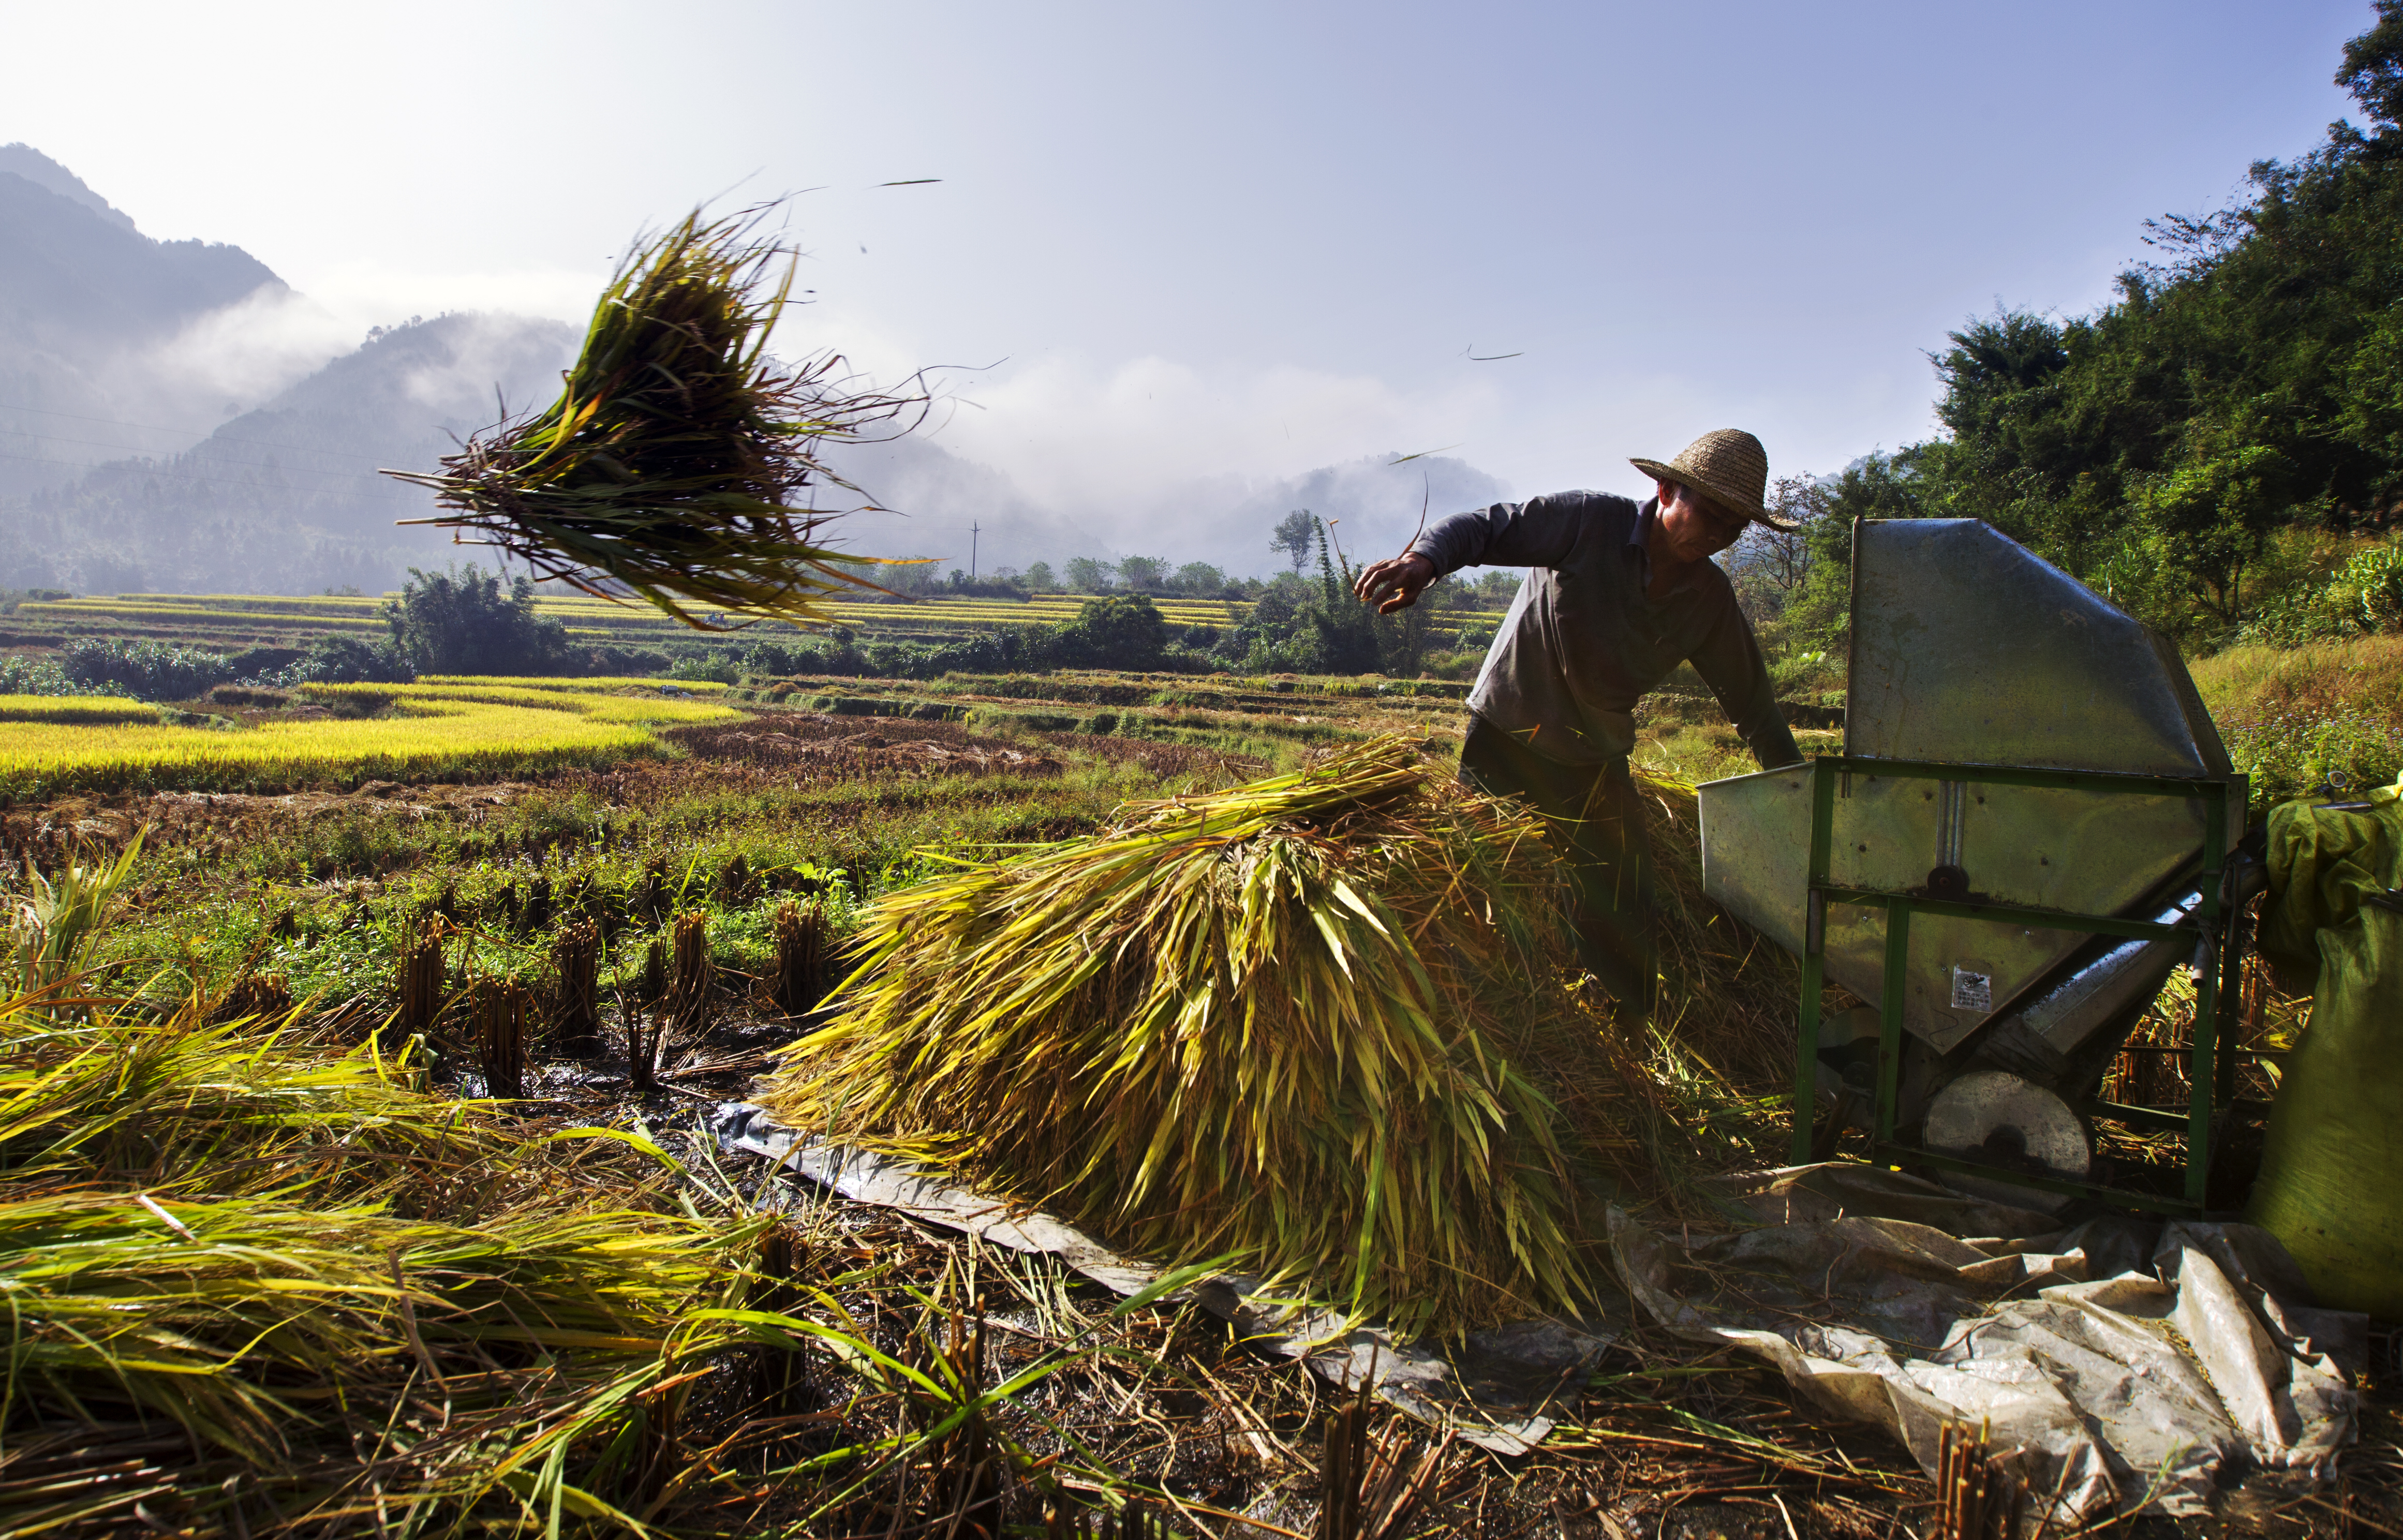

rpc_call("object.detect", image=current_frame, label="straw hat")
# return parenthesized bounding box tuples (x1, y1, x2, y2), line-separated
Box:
(1631, 429, 1795, 532)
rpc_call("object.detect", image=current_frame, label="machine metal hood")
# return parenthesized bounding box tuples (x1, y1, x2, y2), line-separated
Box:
(1698, 520, 2237, 1054)
(1843, 519, 2229, 776)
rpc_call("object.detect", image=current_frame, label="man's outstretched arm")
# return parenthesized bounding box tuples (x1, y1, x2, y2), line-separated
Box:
(1352, 498, 1581, 613)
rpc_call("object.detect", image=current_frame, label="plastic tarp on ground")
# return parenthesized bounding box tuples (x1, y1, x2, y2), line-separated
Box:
(716, 1104, 2363, 1521)
(1613, 1164, 2364, 1523)
(2250, 787, 2403, 1318)
(710, 1104, 1618, 1457)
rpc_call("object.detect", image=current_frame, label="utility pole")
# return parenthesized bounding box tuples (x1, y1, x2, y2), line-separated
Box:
(970, 521, 981, 580)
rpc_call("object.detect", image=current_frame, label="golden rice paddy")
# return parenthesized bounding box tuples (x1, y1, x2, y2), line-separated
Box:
(0, 679, 746, 795)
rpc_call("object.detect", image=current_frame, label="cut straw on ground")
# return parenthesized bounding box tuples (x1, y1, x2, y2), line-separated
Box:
(762, 734, 1668, 1337)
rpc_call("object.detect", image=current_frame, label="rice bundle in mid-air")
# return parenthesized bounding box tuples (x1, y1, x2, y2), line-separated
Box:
(383, 207, 921, 629)
(763, 735, 1641, 1336)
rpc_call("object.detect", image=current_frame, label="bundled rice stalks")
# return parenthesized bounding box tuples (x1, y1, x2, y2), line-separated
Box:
(772, 898, 827, 1018)
(1, 990, 480, 1197)
(396, 913, 446, 1036)
(554, 918, 602, 1052)
(642, 931, 669, 1000)
(212, 970, 294, 1025)
(381, 206, 925, 629)
(634, 855, 669, 923)
(668, 911, 713, 1035)
(719, 851, 758, 906)
(763, 735, 1629, 1336)
(471, 973, 531, 1100)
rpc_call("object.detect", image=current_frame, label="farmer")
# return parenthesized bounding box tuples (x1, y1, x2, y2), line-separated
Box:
(1352, 428, 1802, 1018)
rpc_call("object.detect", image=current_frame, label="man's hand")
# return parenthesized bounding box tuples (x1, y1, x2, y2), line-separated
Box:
(1353, 552, 1436, 614)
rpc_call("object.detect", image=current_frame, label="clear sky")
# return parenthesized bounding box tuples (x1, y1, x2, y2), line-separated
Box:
(3, 0, 2374, 547)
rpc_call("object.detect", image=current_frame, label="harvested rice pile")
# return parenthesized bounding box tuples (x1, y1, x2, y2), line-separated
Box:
(764, 735, 1649, 1337)
(383, 206, 921, 629)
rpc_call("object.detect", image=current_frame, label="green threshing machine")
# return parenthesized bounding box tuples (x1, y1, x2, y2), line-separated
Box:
(1699, 519, 2261, 1215)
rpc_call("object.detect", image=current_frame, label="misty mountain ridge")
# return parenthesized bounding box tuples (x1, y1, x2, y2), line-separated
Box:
(822, 439, 1514, 583)
(0, 143, 339, 500)
(4, 311, 577, 595)
(0, 143, 137, 232)
(1, 145, 1518, 597)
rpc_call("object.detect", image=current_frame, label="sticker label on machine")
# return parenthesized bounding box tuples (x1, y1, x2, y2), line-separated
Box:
(1951, 967, 1993, 1012)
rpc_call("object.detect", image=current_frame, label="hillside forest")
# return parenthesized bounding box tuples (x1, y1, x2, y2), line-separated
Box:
(1731, 5, 2403, 676)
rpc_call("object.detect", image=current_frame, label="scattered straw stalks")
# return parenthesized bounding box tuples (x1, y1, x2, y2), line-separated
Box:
(381, 206, 927, 630)
(763, 735, 1640, 1336)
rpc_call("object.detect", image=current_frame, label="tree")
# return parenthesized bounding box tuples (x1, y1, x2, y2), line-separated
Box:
(1024, 560, 1057, 591)
(2137, 441, 2297, 628)
(1724, 473, 1829, 625)
(1271, 510, 1317, 573)
(1116, 556, 1169, 590)
(288, 633, 413, 685)
(1051, 594, 1166, 668)
(1171, 561, 1228, 594)
(2338, 0, 2403, 135)
(1062, 556, 1117, 593)
(382, 563, 569, 676)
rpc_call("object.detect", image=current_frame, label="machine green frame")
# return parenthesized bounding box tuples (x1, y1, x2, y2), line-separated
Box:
(1789, 753, 2247, 1212)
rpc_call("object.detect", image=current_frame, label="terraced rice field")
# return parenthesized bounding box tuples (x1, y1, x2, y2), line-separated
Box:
(3, 589, 1265, 650)
(0, 677, 743, 797)
(0, 694, 165, 724)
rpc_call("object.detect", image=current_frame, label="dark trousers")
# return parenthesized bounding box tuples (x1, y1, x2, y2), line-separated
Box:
(1458, 718, 1657, 1017)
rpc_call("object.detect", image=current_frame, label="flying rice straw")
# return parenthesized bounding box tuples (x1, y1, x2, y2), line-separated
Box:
(381, 205, 926, 630)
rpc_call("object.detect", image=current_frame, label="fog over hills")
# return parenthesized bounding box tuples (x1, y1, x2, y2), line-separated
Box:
(0, 145, 581, 594)
(1, 145, 1518, 595)
(822, 438, 1514, 581)
(5, 312, 577, 594)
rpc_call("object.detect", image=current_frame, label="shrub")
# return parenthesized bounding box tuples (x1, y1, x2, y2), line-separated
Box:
(57, 639, 240, 701)
(273, 634, 416, 686)
(671, 653, 741, 685)
(0, 654, 124, 697)
(382, 564, 570, 676)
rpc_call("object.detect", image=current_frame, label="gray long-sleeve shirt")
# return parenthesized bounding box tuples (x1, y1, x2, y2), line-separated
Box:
(1408, 492, 1802, 770)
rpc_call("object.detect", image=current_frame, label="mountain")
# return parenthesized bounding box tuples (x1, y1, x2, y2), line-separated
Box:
(0, 144, 137, 232)
(819, 440, 1517, 583)
(0, 145, 1518, 594)
(0, 144, 302, 496)
(4, 313, 576, 595)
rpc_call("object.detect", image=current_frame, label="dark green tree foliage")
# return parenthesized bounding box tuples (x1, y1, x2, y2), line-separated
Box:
(1049, 594, 1168, 668)
(56, 639, 295, 702)
(737, 595, 1178, 680)
(284, 633, 416, 685)
(381, 564, 570, 676)
(1270, 510, 1317, 574)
